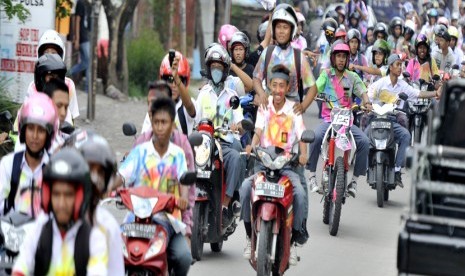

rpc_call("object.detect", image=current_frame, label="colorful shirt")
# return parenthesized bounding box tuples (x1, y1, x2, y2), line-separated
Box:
(349, 52, 368, 80)
(291, 35, 308, 51)
(405, 57, 440, 82)
(0, 151, 49, 216)
(368, 76, 420, 104)
(13, 213, 108, 276)
(254, 45, 315, 103)
(255, 96, 305, 153)
(316, 68, 367, 122)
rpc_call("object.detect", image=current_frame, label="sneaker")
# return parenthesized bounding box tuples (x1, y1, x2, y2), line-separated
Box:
(222, 207, 232, 228)
(289, 243, 298, 266)
(243, 237, 252, 259)
(348, 180, 358, 198)
(395, 172, 404, 188)
(309, 176, 319, 193)
(292, 228, 308, 245)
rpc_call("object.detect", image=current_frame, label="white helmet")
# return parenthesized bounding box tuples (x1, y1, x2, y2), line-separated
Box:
(38, 30, 65, 61)
(271, 3, 298, 42)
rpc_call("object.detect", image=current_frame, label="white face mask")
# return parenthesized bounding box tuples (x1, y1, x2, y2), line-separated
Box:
(90, 170, 105, 193)
(211, 68, 223, 85)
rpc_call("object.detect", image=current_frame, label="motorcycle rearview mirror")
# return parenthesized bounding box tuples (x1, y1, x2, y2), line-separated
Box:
(188, 132, 203, 147)
(122, 123, 137, 136)
(60, 121, 75, 135)
(432, 74, 441, 81)
(0, 111, 12, 121)
(452, 64, 460, 70)
(241, 118, 254, 132)
(398, 92, 408, 101)
(402, 72, 411, 79)
(179, 172, 197, 185)
(229, 96, 240, 110)
(300, 130, 315, 143)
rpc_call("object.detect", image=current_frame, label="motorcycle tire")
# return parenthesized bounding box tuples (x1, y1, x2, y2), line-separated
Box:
(191, 202, 205, 261)
(329, 157, 344, 236)
(257, 220, 273, 276)
(323, 167, 331, 225)
(376, 163, 384, 208)
(414, 124, 421, 144)
(210, 240, 223, 252)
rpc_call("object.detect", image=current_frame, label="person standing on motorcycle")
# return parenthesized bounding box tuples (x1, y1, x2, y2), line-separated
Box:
(432, 28, 455, 71)
(367, 54, 442, 187)
(12, 148, 109, 276)
(387, 17, 405, 55)
(0, 93, 58, 217)
(65, 130, 125, 275)
(113, 97, 192, 275)
(241, 64, 309, 265)
(307, 41, 371, 198)
(405, 34, 440, 83)
(448, 26, 464, 66)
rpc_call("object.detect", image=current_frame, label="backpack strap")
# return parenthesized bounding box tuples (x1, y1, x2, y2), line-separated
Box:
(177, 106, 188, 135)
(74, 221, 91, 276)
(34, 218, 53, 276)
(293, 48, 304, 103)
(4, 151, 24, 215)
(263, 45, 276, 86)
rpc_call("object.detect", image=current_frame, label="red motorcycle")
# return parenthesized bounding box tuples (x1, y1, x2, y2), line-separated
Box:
(100, 173, 196, 275)
(247, 130, 314, 275)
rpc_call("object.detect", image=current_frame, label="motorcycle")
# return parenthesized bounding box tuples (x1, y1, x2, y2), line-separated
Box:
(188, 96, 254, 261)
(100, 172, 196, 275)
(247, 130, 315, 275)
(0, 111, 14, 159)
(0, 212, 34, 274)
(366, 93, 408, 208)
(315, 94, 357, 236)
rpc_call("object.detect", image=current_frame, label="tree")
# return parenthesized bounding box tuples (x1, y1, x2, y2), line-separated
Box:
(101, 0, 140, 95)
(0, 0, 30, 22)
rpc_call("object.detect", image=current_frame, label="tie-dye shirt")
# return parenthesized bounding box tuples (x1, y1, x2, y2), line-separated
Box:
(316, 68, 367, 122)
(255, 96, 305, 153)
(405, 57, 440, 82)
(0, 151, 49, 216)
(254, 45, 315, 103)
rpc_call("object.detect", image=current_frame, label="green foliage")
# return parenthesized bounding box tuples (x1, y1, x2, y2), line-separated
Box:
(56, 0, 73, 19)
(149, 0, 170, 46)
(0, 0, 30, 23)
(127, 29, 165, 98)
(0, 76, 20, 117)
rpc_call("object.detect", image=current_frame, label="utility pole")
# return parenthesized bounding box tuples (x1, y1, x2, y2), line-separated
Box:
(88, 0, 101, 121)
(168, 1, 175, 50)
(180, 0, 186, 54)
(224, 0, 231, 24)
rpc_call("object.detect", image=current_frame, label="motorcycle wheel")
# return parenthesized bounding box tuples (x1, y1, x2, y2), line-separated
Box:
(376, 163, 384, 208)
(191, 202, 205, 261)
(210, 240, 223, 252)
(257, 220, 273, 276)
(414, 124, 421, 144)
(329, 157, 344, 236)
(322, 167, 331, 225)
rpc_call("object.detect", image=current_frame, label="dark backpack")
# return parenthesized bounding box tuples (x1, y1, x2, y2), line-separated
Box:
(263, 45, 304, 103)
(34, 219, 91, 276)
(4, 151, 24, 216)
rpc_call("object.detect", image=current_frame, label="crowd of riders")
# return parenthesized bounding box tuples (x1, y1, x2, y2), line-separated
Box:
(0, 0, 462, 275)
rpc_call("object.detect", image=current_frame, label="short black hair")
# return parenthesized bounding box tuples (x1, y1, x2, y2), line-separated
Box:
(270, 64, 291, 82)
(43, 78, 69, 98)
(150, 97, 176, 122)
(147, 80, 172, 98)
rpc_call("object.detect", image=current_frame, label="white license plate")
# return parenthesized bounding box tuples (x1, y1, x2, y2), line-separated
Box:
(255, 182, 285, 198)
(122, 223, 156, 239)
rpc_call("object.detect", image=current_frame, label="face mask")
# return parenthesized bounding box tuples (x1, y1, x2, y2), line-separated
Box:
(211, 68, 223, 85)
(90, 170, 105, 193)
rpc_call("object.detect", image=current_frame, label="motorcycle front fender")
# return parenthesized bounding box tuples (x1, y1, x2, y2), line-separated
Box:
(375, 151, 388, 165)
(257, 202, 279, 222)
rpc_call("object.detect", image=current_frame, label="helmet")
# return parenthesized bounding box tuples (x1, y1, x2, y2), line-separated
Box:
(349, 11, 361, 20)
(371, 39, 390, 65)
(34, 53, 67, 92)
(438, 16, 449, 27)
(65, 129, 117, 194)
(228, 31, 250, 59)
(335, 6, 346, 21)
(434, 24, 451, 41)
(346, 28, 362, 45)
(42, 148, 92, 221)
(427, 8, 438, 18)
(204, 43, 231, 84)
(389, 17, 404, 35)
(373, 22, 388, 39)
(325, 9, 339, 23)
(257, 21, 269, 43)
(159, 51, 191, 87)
(296, 12, 306, 24)
(38, 30, 65, 60)
(330, 40, 350, 69)
(19, 93, 58, 151)
(404, 20, 416, 37)
(335, 28, 347, 40)
(218, 24, 239, 49)
(452, 12, 460, 21)
(415, 33, 431, 52)
(449, 26, 459, 40)
(271, 3, 298, 41)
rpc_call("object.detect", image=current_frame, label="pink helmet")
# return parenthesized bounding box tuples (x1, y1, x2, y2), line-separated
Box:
(438, 16, 449, 27)
(19, 93, 58, 151)
(330, 40, 351, 69)
(296, 12, 306, 24)
(218, 24, 239, 49)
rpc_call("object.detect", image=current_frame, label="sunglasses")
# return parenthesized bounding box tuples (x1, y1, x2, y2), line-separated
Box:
(161, 75, 188, 86)
(325, 30, 335, 37)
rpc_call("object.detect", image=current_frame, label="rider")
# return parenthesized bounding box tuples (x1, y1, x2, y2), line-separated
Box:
(291, 12, 308, 51)
(350, 39, 391, 84)
(43, 78, 69, 127)
(448, 26, 464, 66)
(12, 148, 108, 275)
(307, 41, 371, 197)
(431, 27, 455, 71)
(387, 17, 405, 54)
(405, 34, 440, 83)
(346, 28, 368, 82)
(65, 130, 124, 275)
(313, 17, 338, 72)
(240, 64, 309, 265)
(0, 93, 58, 217)
(113, 97, 192, 275)
(421, 8, 438, 42)
(366, 22, 388, 66)
(403, 20, 417, 58)
(367, 54, 442, 187)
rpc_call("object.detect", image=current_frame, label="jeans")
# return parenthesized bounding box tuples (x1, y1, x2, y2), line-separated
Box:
(240, 165, 306, 231)
(71, 41, 90, 91)
(167, 233, 192, 276)
(307, 122, 370, 177)
(220, 139, 246, 198)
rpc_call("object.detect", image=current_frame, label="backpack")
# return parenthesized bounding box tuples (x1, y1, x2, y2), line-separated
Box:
(263, 45, 304, 103)
(4, 151, 24, 216)
(34, 218, 91, 276)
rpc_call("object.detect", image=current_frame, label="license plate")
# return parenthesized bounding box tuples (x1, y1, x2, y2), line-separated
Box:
(196, 170, 211, 179)
(122, 223, 156, 239)
(371, 121, 391, 129)
(255, 182, 285, 198)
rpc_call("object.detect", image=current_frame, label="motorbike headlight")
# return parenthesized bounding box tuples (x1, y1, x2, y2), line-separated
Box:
(131, 195, 158, 219)
(144, 231, 166, 260)
(194, 134, 211, 167)
(375, 139, 387, 150)
(1, 222, 27, 253)
(272, 155, 290, 170)
(257, 149, 273, 168)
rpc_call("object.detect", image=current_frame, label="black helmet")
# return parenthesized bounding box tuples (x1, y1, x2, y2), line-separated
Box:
(34, 53, 67, 92)
(325, 9, 339, 24)
(42, 148, 92, 222)
(373, 22, 388, 39)
(389, 17, 404, 36)
(322, 18, 338, 43)
(65, 129, 117, 194)
(346, 28, 362, 49)
(415, 33, 430, 52)
(348, 11, 361, 28)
